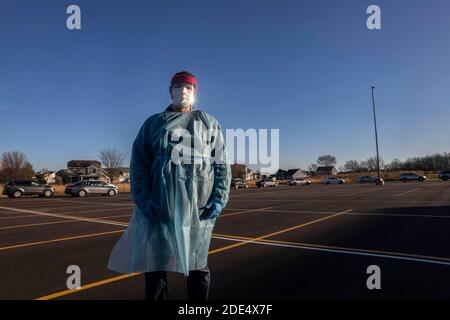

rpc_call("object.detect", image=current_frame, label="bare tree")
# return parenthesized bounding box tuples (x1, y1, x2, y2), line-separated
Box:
(308, 163, 318, 172)
(387, 158, 402, 171)
(0, 151, 34, 182)
(99, 148, 126, 183)
(317, 155, 337, 167)
(344, 160, 362, 173)
(364, 156, 385, 171)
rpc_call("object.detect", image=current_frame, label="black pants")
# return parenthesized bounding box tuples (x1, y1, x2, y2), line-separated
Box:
(144, 266, 211, 300)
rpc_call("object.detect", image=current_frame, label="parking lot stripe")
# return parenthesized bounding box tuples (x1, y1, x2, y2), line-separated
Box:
(0, 214, 131, 231)
(43, 207, 132, 215)
(258, 208, 450, 219)
(395, 188, 421, 197)
(208, 209, 353, 254)
(54, 199, 135, 207)
(220, 207, 274, 217)
(0, 206, 129, 227)
(0, 214, 42, 221)
(231, 198, 450, 204)
(34, 273, 141, 301)
(4, 202, 122, 210)
(34, 209, 353, 300)
(212, 233, 450, 266)
(0, 230, 124, 251)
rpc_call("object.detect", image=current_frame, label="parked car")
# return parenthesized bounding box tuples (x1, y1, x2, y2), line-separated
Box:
(288, 178, 311, 186)
(256, 177, 279, 188)
(231, 178, 249, 189)
(322, 177, 345, 185)
(2, 181, 55, 198)
(357, 176, 379, 183)
(400, 172, 426, 182)
(438, 170, 450, 181)
(65, 180, 119, 197)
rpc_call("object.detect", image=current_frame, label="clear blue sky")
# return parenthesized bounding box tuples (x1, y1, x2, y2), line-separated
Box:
(1, 0, 449, 172)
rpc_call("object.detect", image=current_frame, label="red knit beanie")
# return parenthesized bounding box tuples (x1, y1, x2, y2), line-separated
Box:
(170, 71, 198, 93)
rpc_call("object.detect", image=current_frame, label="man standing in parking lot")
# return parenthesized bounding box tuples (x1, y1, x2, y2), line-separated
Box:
(108, 71, 231, 300)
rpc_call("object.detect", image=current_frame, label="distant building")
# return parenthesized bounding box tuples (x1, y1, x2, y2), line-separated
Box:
(316, 166, 338, 176)
(34, 170, 56, 184)
(231, 164, 253, 180)
(273, 169, 287, 180)
(56, 160, 108, 184)
(285, 168, 308, 180)
(273, 168, 307, 180)
(118, 167, 130, 182)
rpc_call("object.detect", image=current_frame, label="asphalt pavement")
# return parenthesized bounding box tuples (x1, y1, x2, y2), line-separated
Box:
(0, 181, 449, 300)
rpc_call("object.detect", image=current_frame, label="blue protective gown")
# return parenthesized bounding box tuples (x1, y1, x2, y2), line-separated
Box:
(107, 107, 231, 276)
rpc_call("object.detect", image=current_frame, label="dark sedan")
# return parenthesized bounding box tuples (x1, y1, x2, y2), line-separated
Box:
(2, 181, 55, 198)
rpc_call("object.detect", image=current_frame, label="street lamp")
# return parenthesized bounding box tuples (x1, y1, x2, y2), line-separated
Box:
(371, 85, 384, 185)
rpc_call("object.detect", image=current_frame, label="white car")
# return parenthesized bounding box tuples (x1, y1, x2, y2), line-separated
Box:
(322, 177, 345, 185)
(256, 178, 279, 188)
(288, 179, 312, 186)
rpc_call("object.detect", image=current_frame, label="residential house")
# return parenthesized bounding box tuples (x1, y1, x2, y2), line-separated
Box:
(34, 170, 56, 184)
(273, 168, 307, 180)
(285, 168, 308, 180)
(231, 164, 253, 180)
(273, 169, 287, 180)
(118, 167, 130, 182)
(316, 166, 338, 176)
(56, 160, 108, 184)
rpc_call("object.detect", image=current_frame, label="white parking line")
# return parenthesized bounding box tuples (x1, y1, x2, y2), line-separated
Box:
(258, 208, 450, 219)
(54, 199, 135, 207)
(212, 235, 450, 267)
(395, 188, 421, 197)
(0, 206, 128, 227)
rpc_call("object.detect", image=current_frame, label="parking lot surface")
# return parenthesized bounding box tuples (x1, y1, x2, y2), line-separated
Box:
(0, 181, 449, 299)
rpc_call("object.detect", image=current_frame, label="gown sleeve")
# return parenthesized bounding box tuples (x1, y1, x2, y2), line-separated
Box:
(207, 121, 232, 210)
(130, 121, 156, 220)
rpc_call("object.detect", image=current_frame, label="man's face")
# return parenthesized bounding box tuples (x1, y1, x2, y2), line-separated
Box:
(170, 82, 196, 109)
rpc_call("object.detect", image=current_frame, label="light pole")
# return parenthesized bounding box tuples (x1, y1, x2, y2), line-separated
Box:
(371, 85, 383, 185)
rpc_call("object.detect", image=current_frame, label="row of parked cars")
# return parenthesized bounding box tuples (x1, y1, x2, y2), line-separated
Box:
(231, 177, 344, 189)
(2, 180, 119, 198)
(231, 170, 450, 189)
(4, 170, 450, 197)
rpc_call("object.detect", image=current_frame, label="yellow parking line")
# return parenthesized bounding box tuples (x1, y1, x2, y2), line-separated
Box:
(34, 209, 352, 300)
(34, 273, 141, 301)
(0, 230, 124, 251)
(212, 233, 450, 263)
(209, 209, 353, 254)
(0, 214, 131, 231)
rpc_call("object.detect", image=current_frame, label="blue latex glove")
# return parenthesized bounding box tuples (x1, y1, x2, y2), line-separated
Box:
(200, 202, 223, 220)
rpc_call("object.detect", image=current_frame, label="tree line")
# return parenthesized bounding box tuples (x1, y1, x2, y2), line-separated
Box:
(308, 152, 450, 173)
(0, 148, 126, 183)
